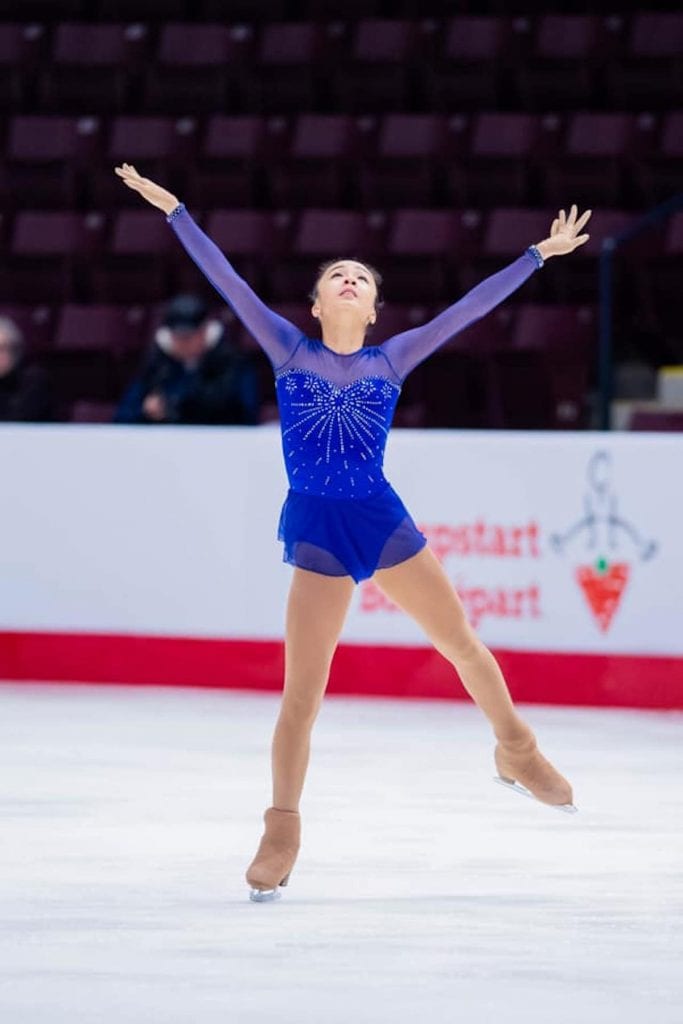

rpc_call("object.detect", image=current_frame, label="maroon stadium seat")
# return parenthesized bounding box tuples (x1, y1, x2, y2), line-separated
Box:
(294, 209, 385, 257)
(434, 305, 515, 355)
(423, 16, 508, 111)
(0, 23, 46, 112)
(420, 350, 490, 429)
(97, 0, 186, 18)
(89, 209, 177, 303)
(0, 0, 81, 13)
(510, 304, 597, 429)
(88, 115, 199, 210)
(269, 115, 360, 207)
(446, 113, 538, 207)
(510, 303, 597, 358)
(270, 303, 314, 338)
(271, 209, 385, 300)
(330, 20, 419, 113)
(0, 303, 56, 355)
(54, 304, 148, 354)
(471, 208, 636, 304)
(514, 15, 604, 111)
(540, 113, 635, 209)
(68, 399, 118, 423)
(2, 115, 101, 211)
(37, 23, 149, 113)
(633, 211, 683, 342)
(241, 22, 325, 114)
(630, 112, 683, 208)
(188, 116, 270, 209)
(143, 24, 241, 114)
(628, 409, 683, 432)
(7, 211, 106, 303)
(368, 303, 431, 347)
(485, 349, 557, 430)
(200, 0, 286, 18)
(201, 209, 292, 299)
(305, 0, 381, 17)
(604, 13, 683, 109)
(387, 208, 483, 303)
(51, 304, 150, 417)
(358, 115, 447, 208)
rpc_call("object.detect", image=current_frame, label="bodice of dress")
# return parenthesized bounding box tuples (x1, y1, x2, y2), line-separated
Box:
(274, 340, 401, 498)
(166, 202, 544, 498)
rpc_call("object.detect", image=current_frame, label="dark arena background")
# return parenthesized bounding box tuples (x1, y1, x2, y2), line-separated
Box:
(0, 2, 681, 1022)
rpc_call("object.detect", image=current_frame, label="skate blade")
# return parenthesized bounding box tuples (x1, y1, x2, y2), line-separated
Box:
(494, 775, 578, 814)
(249, 886, 283, 902)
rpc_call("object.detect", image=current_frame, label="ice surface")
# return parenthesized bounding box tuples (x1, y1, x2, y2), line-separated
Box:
(0, 683, 681, 1023)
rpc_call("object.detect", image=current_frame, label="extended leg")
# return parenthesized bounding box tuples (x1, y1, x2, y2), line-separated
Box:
(373, 546, 526, 739)
(372, 546, 576, 812)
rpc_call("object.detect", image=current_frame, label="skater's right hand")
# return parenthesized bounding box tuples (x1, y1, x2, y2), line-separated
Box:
(114, 163, 179, 216)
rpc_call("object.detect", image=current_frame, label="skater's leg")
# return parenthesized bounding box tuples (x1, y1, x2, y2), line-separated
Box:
(272, 567, 356, 812)
(247, 567, 355, 898)
(372, 545, 526, 741)
(372, 545, 574, 808)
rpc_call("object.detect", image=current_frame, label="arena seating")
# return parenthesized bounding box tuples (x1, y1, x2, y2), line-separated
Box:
(0, 6, 680, 427)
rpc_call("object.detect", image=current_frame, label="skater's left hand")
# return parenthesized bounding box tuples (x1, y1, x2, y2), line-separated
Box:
(536, 205, 592, 259)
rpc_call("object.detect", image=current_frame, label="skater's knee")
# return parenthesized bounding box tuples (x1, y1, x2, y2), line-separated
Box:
(438, 622, 481, 665)
(280, 687, 325, 726)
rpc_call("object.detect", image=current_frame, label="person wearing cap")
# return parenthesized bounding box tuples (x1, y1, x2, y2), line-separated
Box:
(114, 294, 260, 426)
(0, 315, 53, 422)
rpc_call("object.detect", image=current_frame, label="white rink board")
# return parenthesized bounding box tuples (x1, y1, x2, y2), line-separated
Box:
(0, 423, 681, 656)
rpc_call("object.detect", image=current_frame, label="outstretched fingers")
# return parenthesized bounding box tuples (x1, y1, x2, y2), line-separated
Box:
(574, 208, 592, 232)
(558, 205, 592, 231)
(114, 163, 143, 181)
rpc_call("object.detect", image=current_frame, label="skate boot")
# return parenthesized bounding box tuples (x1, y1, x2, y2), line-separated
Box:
(245, 806, 301, 902)
(493, 728, 578, 814)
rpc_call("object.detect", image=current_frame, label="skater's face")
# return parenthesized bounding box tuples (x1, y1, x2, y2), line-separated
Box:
(311, 260, 380, 333)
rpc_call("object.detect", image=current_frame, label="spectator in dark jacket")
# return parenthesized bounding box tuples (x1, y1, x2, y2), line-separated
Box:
(114, 294, 260, 425)
(0, 315, 53, 422)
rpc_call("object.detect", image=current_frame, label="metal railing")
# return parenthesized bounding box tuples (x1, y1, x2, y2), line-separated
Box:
(598, 192, 683, 430)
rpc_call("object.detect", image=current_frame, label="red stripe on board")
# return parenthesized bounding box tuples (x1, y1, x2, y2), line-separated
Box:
(0, 631, 681, 709)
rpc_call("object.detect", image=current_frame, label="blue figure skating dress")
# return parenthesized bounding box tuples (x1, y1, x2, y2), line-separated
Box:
(166, 203, 544, 582)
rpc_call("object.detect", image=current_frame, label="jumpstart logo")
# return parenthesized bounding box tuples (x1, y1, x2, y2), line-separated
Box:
(359, 516, 543, 628)
(358, 448, 658, 636)
(549, 450, 658, 633)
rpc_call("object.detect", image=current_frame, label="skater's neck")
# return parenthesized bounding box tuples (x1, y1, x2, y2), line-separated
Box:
(319, 318, 365, 355)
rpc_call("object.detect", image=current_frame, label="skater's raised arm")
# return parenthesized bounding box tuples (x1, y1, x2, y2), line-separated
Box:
(114, 164, 303, 371)
(380, 205, 592, 382)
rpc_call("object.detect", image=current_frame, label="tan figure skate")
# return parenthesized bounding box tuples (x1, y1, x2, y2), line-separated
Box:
(493, 728, 578, 814)
(245, 806, 301, 902)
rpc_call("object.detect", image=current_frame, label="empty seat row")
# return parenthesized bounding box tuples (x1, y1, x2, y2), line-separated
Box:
(5, 2, 656, 22)
(1, 15, 681, 114)
(1, 206, 680, 315)
(1, 300, 599, 357)
(3, 14, 681, 65)
(0, 302, 595, 431)
(1, 111, 680, 212)
(1, 205, 677, 264)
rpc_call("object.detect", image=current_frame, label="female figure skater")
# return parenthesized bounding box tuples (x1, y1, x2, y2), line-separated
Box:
(115, 163, 591, 903)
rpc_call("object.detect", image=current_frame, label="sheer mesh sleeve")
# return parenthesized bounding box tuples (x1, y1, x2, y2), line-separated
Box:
(379, 248, 543, 382)
(165, 203, 302, 371)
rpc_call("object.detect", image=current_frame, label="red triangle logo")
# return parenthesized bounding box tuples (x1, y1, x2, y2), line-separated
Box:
(575, 561, 630, 632)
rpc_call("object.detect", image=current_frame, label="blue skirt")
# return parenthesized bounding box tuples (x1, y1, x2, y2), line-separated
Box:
(277, 481, 428, 583)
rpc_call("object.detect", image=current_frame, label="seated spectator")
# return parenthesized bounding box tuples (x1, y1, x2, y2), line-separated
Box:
(0, 315, 53, 422)
(114, 294, 260, 425)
